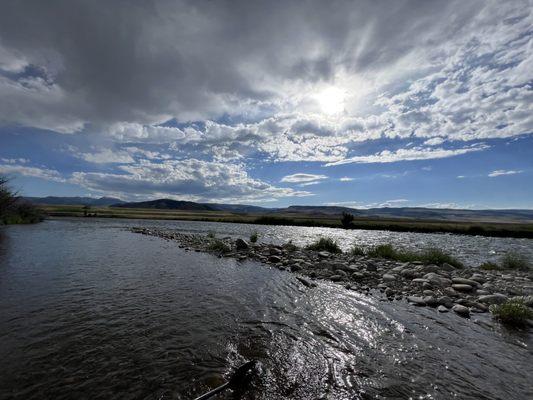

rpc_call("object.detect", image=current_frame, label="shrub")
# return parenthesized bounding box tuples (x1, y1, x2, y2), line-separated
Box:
(341, 212, 354, 229)
(500, 252, 530, 271)
(207, 238, 231, 253)
(351, 245, 365, 256)
(419, 248, 463, 268)
(306, 237, 342, 253)
(490, 299, 533, 327)
(367, 244, 397, 259)
(207, 231, 216, 239)
(250, 231, 258, 243)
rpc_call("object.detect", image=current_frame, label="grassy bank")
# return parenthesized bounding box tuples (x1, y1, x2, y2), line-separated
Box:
(39, 204, 533, 238)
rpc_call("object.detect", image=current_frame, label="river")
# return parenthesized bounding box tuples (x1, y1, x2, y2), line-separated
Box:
(0, 218, 531, 399)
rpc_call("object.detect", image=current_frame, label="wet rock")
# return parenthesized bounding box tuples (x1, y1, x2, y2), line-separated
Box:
(437, 305, 449, 313)
(382, 274, 396, 282)
(407, 296, 426, 306)
(270, 247, 282, 256)
(334, 269, 348, 277)
(330, 275, 343, 282)
(443, 287, 459, 297)
(296, 276, 316, 288)
(318, 251, 330, 259)
(452, 304, 470, 317)
(437, 296, 454, 308)
(452, 284, 473, 292)
(423, 290, 435, 297)
(385, 287, 395, 297)
(423, 296, 439, 307)
(452, 277, 480, 287)
(268, 255, 282, 263)
(235, 238, 249, 250)
(290, 264, 302, 272)
(366, 263, 377, 272)
(412, 278, 429, 284)
(400, 268, 417, 279)
(440, 263, 456, 272)
(424, 272, 452, 287)
(478, 294, 508, 305)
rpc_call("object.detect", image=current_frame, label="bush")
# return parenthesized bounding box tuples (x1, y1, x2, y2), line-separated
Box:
(341, 212, 354, 229)
(500, 252, 530, 271)
(306, 237, 342, 253)
(490, 299, 533, 327)
(207, 238, 231, 253)
(419, 248, 463, 268)
(367, 244, 397, 259)
(250, 231, 258, 243)
(351, 245, 365, 256)
(207, 231, 216, 239)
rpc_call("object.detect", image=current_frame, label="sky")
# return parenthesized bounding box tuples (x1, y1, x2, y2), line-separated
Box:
(0, 0, 532, 209)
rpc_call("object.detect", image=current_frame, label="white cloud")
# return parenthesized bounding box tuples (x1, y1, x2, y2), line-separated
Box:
(488, 169, 523, 177)
(0, 164, 65, 182)
(280, 173, 328, 183)
(71, 159, 312, 202)
(339, 177, 354, 182)
(76, 148, 135, 164)
(325, 145, 488, 166)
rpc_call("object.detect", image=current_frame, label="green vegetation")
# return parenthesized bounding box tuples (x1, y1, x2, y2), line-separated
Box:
(306, 237, 342, 253)
(341, 212, 354, 229)
(207, 238, 231, 253)
(479, 252, 531, 271)
(490, 299, 533, 327)
(0, 176, 44, 225)
(359, 243, 463, 268)
(250, 231, 258, 243)
(38, 204, 533, 239)
(350, 245, 366, 256)
(501, 252, 530, 271)
(207, 231, 216, 239)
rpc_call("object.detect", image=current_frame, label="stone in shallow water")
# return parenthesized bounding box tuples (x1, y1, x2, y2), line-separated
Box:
(452, 304, 470, 317)
(407, 296, 426, 306)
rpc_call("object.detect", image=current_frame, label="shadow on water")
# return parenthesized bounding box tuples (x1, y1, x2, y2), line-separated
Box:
(0, 219, 531, 400)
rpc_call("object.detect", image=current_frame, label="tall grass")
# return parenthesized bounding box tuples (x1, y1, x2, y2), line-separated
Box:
(490, 299, 533, 327)
(306, 237, 342, 253)
(207, 238, 231, 253)
(356, 243, 463, 268)
(250, 231, 258, 243)
(501, 252, 530, 271)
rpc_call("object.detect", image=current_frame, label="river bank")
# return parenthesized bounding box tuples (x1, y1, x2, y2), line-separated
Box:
(131, 227, 533, 327)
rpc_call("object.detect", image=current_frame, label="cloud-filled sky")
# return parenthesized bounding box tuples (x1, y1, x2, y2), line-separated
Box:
(0, 0, 532, 208)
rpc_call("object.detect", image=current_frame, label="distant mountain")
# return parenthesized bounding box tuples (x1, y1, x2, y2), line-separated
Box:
(112, 198, 215, 211)
(206, 203, 269, 213)
(24, 196, 125, 206)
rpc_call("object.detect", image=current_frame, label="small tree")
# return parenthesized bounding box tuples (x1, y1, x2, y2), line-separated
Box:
(0, 175, 17, 221)
(83, 205, 91, 217)
(341, 212, 354, 229)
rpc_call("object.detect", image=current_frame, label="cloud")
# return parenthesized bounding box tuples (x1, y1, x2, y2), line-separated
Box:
(488, 169, 523, 177)
(326, 144, 488, 166)
(0, 163, 65, 182)
(71, 159, 312, 202)
(339, 177, 354, 182)
(280, 173, 328, 183)
(75, 148, 135, 164)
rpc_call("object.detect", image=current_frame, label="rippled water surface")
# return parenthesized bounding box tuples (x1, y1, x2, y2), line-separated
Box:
(0, 219, 532, 400)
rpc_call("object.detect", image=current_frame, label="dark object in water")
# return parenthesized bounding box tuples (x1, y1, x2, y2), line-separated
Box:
(193, 360, 260, 400)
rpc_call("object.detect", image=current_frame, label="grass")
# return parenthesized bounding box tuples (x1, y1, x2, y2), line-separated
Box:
(207, 231, 216, 239)
(501, 252, 530, 271)
(207, 238, 231, 253)
(490, 299, 533, 327)
(360, 243, 463, 268)
(306, 237, 342, 253)
(479, 252, 531, 271)
(350, 245, 366, 256)
(282, 240, 298, 252)
(250, 231, 258, 243)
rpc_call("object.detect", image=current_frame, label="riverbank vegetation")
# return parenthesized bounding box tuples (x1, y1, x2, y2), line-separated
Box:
(0, 176, 43, 225)
(351, 243, 464, 268)
(306, 237, 342, 253)
(38, 204, 533, 238)
(490, 299, 533, 327)
(480, 252, 531, 271)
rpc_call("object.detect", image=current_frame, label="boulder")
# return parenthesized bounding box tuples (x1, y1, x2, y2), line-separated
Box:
(268, 255, 282, 263)
(452, 277, 480, 287)
(437, 305, 449, 313)
(452, 284, 473, 292)
(235, 238, 249, 250)
(407, 296, 427, 306)
(478, 294, 508, 305)
(382, 274, 396, 282)
(452, 304, 470, 317)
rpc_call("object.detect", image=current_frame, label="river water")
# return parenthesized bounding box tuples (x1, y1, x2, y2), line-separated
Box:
(0, 218, 531, 399)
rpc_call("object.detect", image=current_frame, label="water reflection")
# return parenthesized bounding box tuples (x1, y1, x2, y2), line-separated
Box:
(0, 220, 531, 400)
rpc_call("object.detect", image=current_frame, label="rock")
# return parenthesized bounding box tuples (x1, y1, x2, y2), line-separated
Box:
(400, 268, 417, 279)
(290, 264, 302, 272)
(351, 272, 365, 281)
(318, 251, 330, 259)
(452, 284, 473, 292)
(412, 278, 429, 284)
(297, 276, 316, 288)
(437, 305, 449, 313)
(440, 263, 456, 272)
(469, 274, 486, 284)
(423, 272, 452, 287)
(423, 290, 435, 297)
(443, 287, 459, 297)
(407, 296, 426, 306)
(334, 269, 348, 277)
(382, 274, 396, 282)
(437, 296, 454, 308)
(385, 288, 395, 297)
(366, 263, 377, 272)
(452, 304, 470, 317)
(423, 296, 439, 307)
(452, 277, 480, 287)
(268, 255, 282, 263)
(235, 238, 249, 250)
(478, 294, 508, 305)
(330, 275, 343, 282)
(269, 247, 282, 256)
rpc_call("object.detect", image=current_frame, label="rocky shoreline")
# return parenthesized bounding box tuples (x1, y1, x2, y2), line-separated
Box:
(131, 227, 533, 323)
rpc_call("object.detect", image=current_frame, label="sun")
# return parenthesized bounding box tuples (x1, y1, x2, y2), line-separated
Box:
(315, 86, 346, 115)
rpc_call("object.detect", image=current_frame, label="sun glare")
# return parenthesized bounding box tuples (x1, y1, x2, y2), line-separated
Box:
(315, 86, 346, 115)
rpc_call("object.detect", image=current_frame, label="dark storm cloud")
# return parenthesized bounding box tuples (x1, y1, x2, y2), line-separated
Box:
(0, 0, 482, 131)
